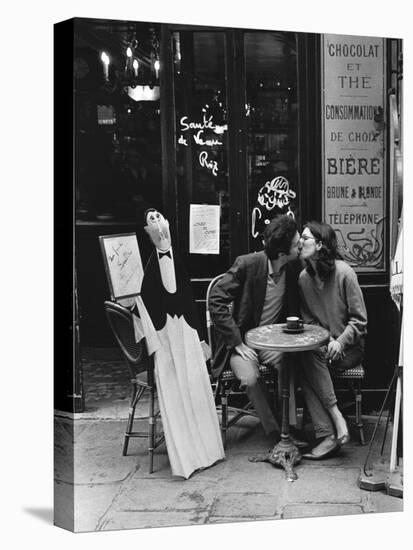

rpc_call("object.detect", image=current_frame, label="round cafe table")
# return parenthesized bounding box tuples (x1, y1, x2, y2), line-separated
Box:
(245, 323, 329, 481)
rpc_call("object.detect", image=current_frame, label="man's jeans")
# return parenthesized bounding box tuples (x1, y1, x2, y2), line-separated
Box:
(230, 348, 297, 435)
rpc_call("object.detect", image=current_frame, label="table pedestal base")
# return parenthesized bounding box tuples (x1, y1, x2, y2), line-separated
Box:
(249, 438, 302, 481)
(245, 324, 330, 482)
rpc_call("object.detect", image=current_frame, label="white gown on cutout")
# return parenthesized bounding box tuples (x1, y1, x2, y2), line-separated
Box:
(134, 250, 224, 478)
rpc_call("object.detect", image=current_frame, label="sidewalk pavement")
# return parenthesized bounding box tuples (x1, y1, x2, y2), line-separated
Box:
(54, 359, 403, 532)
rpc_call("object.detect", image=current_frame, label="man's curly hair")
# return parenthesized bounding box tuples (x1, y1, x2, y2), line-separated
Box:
(263, 215, 298, 260)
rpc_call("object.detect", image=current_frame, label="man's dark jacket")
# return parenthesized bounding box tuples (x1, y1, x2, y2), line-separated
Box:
(209, 251, 303, 378)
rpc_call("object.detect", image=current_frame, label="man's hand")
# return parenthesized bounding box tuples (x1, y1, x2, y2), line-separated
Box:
(234, 342, 258, 361)
(200, 341, 212, 361)
(326, 339, 343, 361)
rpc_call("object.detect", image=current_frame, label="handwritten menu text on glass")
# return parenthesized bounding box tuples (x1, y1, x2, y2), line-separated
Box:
(178, 114, 227, 176)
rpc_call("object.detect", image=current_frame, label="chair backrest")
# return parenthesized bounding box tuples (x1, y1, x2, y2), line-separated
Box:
(104, 301, 147, 373)
(205, 273, 230, 355)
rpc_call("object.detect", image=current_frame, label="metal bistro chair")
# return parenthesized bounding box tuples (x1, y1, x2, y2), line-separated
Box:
(104, 301, 164, 473)
(332, 365, 366, 445)
(206, 274, 278, 448)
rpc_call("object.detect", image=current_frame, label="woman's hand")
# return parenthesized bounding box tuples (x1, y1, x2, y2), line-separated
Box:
(234, 342, 258, 361)
(326, 339, 343, 361)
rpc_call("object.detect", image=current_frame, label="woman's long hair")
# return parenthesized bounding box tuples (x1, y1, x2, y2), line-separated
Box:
(304, 221, 343, 281)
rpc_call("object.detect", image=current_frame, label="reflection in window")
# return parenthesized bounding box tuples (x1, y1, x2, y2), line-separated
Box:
(74, 20, 163, 224)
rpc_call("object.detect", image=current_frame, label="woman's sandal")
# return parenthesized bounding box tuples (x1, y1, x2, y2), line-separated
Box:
(302, 435, 341, 460)
(337, 418, 350, 445)
(337, 432, 350, 445)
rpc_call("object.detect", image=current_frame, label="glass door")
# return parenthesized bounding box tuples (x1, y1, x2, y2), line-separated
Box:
(170, 28, 300, 280)
(244, 32, 299, 251)
(173, 30, 230, 280)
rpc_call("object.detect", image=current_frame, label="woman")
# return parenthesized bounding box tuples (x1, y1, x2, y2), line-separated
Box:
(298, 221, 367, 459)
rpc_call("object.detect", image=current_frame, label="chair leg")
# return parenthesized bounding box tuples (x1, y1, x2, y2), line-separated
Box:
(354, 380, 365, 445)
(272, 369, 279, 414)
(123, 383, 138, 456)
(221, 388, 228, 449)
(148, 379, 155, 474)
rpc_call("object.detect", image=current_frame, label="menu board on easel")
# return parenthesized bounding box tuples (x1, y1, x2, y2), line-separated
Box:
(321, 35, 386, 272)
(99, 233, 144, 300)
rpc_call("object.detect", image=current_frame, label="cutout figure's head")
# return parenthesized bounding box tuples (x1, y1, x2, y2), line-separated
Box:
(144, 209, 172, 252)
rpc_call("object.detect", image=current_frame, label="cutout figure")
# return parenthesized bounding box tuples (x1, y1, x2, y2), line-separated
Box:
(136, 208, 225, 479)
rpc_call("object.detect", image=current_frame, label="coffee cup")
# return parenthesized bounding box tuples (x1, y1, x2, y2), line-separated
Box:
(286, 316, 302, 330)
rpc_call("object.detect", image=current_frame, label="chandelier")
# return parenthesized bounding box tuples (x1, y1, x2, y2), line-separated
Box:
(99, 25, 160, 100)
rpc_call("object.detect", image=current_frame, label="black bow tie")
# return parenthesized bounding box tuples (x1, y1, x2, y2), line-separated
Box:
(158, 250, 171, 260)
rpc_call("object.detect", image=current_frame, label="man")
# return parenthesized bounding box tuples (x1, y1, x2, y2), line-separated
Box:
(209, 214, 306, 446)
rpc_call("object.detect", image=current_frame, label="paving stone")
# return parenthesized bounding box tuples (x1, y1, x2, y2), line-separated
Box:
(128, 447, 172, 479)
(206, 516, 278, 525)
(66, 420, 138, 483)
(366, 491, 403, 513)
(220, 453, 285, 492)
(112, 477, 217, 513)
(284, 466, 363, 503)
(99, 510, 209, 531)
(54, 422, 74, 483)
(54, 480, 74, 531)
(74, 420, 126, 449)
(283, 503, 363, 519)
(74, 451, 137, 484)
(73, 483, 123, 532)
(54, 416, 74, 440)
(209, 492, 281, 518)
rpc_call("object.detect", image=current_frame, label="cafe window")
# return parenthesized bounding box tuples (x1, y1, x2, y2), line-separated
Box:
(74, 20, 163, 224)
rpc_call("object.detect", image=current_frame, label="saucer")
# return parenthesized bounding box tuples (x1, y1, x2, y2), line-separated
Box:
(282, 324, 304, 334)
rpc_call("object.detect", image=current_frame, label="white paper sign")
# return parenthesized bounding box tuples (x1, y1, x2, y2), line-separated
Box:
(189, 204, 220, 255)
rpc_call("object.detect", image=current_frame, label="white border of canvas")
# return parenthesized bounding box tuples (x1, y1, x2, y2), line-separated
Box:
(2, 1, 410, 549)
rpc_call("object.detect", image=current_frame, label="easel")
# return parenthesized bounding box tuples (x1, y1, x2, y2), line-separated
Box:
(359, 95, 404, 496)
(358, 307, 403, 498)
